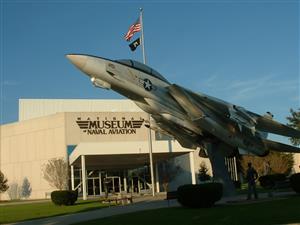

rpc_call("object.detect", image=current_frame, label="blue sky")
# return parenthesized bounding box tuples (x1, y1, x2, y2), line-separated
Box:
(0, 0, 299, 131)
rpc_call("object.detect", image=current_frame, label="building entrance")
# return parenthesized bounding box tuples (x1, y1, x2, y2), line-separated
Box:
(87, 178, 100, 196)
(72, 167, 155, 197)
(104, 176, 121, 194)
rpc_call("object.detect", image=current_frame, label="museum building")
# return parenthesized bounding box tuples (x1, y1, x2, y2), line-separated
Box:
(0, 99, 210, 200)
(1, 99, 299, 201)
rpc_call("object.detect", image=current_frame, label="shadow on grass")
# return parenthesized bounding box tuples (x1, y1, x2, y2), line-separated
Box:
(73, 196, 300, 225)
(17, 207, 110, 223)
(5, 201, 113, 224)
(74, 201, 101, 206)
(6, 194, 300, 224)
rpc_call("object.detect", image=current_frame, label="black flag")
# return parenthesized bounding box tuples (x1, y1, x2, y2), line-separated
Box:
(129, 38, 140, 51)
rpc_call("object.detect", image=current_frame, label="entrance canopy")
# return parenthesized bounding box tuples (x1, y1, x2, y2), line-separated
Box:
(69, 141, 192, 170)
(69, 140, 197, 200)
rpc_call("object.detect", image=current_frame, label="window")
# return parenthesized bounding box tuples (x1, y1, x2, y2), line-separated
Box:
(132, 61, 152, 74)
(116, 59, 133, 67)
(151, 68, 167, 82)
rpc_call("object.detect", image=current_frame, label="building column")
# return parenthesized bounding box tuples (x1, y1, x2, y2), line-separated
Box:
(233, 157, 238, 181)
(123, 170, 127, 192)
(138, 179, 141, 193)
(81, 155, 87, 200)
(189, 152, 196, 184)
(131, 178, 134, 193)
(71, 165, 75, 190)
(155, 163, 160, 193)
(112, 178, 115, 192)
(99, 171, 102, 195)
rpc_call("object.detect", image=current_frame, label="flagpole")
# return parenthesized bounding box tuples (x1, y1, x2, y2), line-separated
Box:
(140, 8, 146, 64)
(140, 8, 155, 197)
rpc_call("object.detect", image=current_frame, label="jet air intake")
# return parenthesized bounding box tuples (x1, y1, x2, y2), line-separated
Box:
(91, 77, 111, 90)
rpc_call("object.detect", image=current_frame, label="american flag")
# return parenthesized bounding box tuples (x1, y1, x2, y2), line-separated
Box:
(124, 18, 141, 41)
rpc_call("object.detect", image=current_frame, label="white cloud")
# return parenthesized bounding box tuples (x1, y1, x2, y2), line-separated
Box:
(197, 73, 299, 103)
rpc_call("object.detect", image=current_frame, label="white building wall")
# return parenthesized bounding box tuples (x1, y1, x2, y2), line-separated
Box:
(0, 113, 67, 200)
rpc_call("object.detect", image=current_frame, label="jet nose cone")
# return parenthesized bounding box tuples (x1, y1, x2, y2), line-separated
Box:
(66, 54, 88, 69)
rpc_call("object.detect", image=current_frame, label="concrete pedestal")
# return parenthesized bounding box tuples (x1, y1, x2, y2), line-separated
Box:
(206, 143, 236, 197)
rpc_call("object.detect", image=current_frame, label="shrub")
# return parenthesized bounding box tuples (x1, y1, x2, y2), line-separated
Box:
(290, 173, 300, 193)
(51, 190, 78, 206)
(259, 174, 286, 189)
(177, 183, 223, 208)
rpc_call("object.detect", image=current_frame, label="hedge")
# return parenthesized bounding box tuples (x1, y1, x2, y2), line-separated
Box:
(258, 174, 286, 189)
(51, 190, 78, 206)
(177, 183, 223, 208)
(290, 173, 300, 193)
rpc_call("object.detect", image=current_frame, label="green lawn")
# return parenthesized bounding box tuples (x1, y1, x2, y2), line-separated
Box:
(75, 196, 300, 225)
(0, 199, 110, 224)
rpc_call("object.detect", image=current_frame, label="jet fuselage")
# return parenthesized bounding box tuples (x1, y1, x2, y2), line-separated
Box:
(67, 54, 300, 157)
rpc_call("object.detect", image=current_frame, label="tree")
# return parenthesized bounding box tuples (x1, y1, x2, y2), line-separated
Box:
(287, 108, 300, 146)
(21, 177, 32, 199)
(241, 151, 294, 176)
(7, 182, 21, 200)
(42, 158, 69, 190)
(198, 161, 211, 182)
(0, 170, 9, 193)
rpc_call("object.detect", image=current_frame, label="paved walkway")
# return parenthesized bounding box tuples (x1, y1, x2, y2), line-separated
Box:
(5, 191, 296, 225)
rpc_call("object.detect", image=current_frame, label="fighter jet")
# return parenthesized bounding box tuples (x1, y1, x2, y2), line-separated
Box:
(66, 54, 300, 158)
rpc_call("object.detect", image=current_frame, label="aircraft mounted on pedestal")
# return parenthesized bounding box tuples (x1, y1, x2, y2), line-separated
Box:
(67, 54, 300, 158)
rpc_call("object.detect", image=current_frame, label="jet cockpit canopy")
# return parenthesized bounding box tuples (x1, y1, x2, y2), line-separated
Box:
(115, 59, 169, 83)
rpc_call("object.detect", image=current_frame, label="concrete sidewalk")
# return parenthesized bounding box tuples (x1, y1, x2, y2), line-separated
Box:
(5, 191, 296, 225)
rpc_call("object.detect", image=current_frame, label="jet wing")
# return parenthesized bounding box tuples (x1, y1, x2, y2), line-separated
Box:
(151, 115, 199, 149)
(168, 84, 300, 138)
(167, 84, 204, 120)
(186, 89, 257, 127)
(186, 90, 231, 117)
(168, 84, 230, 118)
